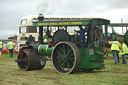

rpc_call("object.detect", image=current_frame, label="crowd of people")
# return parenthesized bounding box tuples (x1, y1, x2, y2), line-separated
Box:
(0, 39, 16, 57)
(109, 38, 127, 64)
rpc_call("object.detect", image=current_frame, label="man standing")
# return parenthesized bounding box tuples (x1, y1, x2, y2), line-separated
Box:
(109, 38, 123, 64)
(75, 26, 86, 48)
(7, 40, 15, 57)
(119, 40, 127, 64)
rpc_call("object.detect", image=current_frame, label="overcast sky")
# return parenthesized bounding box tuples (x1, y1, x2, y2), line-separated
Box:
(0, 0, 128, 39)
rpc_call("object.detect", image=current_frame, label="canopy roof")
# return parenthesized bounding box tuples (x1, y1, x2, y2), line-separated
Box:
(109, 23, 128, 27)
(33, 18, 110, 27)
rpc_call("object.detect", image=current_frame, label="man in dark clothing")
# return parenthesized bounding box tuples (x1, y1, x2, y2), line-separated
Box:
(75, 26, 86, 47)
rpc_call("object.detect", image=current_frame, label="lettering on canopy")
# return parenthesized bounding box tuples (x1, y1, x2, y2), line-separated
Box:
(37, 21, 83, 26)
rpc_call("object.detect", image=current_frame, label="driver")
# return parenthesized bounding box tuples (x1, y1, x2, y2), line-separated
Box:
(75, 26, 86, 48)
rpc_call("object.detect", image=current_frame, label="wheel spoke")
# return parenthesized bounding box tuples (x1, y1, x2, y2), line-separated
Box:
(68, 57, 74, 60)
(62, 64, 65, 70)
(67, 63, 70, 71)
(63, 44, 65, 55)
(60, 47, 65, 55)
(57, 51, 63, 56)
(67, 45, 69, 51)
(70, 59, 74, 64)
(69, 53, 74, 57)
(68, 63, 72, 68)
(56, 56, 63, 58)
(56, 59, 63, 64)
(60, 62, 65, 68)
(66, 48, 72, 56)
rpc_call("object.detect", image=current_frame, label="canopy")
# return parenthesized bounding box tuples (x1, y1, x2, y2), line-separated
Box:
(33, 18, 110, 27)
(109, 23, 128, 27)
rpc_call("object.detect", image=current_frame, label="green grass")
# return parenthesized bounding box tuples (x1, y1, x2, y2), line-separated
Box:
(1, 53, 18, 58)
(0, 54, 128, 85)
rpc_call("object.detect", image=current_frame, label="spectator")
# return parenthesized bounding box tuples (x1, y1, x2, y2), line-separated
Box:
(7, 40, 15, 57)
(109, 38, 123, 64)
(119, 40, 127, 64)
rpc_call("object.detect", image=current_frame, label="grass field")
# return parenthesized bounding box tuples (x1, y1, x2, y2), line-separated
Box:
(0, 53, 128, 85)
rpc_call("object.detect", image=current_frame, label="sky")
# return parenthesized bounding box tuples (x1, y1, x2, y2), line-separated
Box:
(0, 0, 128, 39)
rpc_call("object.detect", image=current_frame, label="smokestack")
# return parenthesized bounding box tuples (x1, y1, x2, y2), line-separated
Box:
(38, 14, 44, 44)
(38, 14, 44, 21)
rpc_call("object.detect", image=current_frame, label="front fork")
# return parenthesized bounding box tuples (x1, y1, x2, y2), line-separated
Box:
(19, 46, 32, 59)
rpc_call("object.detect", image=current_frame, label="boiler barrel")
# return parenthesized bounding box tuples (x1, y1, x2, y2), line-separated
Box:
(38, 44, 53, 56)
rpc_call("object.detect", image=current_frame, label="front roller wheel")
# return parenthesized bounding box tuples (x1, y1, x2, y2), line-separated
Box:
(51, 41, 81, 74)
(17, 49, 46, 71)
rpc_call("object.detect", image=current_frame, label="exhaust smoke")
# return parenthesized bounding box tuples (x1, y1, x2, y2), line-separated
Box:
(36, 0, 60, 14)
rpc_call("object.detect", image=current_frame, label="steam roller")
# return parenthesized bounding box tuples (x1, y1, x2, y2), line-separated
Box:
(15, 14, 111, 74)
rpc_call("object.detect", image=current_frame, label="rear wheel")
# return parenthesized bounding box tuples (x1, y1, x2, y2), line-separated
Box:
(52, 41, 81, 74)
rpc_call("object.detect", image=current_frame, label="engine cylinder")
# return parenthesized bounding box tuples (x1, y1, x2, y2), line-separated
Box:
(38, 44, 53, 56)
